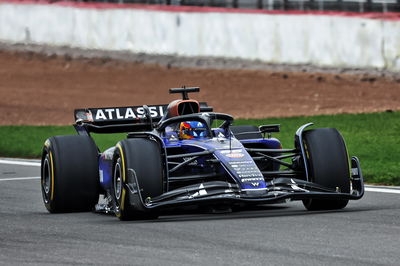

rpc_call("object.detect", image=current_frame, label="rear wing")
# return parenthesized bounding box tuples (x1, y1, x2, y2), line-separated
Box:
(75, 104, 167, 125)
(74, 102, 212, 134)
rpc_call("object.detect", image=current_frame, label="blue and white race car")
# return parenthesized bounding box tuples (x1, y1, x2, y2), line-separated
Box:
(41, 87, 364, 220)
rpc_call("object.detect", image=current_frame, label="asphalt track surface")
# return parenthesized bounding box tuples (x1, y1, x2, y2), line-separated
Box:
(1, 159, 399, 265)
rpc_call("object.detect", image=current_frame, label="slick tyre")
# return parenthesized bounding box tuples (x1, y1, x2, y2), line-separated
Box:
(41, 135, 100, 213)
(302, 128, 350, 211)
(112, 138, 163, 221)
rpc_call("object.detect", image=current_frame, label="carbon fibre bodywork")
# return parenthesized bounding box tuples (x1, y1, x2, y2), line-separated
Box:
(97, 131, 364, 213)
(74, 88, 364, 215)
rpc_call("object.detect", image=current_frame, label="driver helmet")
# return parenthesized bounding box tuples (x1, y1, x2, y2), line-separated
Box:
(179, 121, 207, 140)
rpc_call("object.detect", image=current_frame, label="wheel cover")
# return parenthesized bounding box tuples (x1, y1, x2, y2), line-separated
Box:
(114, 159, 122, 201)
(42, 155, 51, 202)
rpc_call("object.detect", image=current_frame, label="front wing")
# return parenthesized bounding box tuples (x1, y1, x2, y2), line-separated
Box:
(125, 157, 364, 211)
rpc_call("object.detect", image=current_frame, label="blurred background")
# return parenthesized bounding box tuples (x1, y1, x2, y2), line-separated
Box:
(59, 0, 400, 13)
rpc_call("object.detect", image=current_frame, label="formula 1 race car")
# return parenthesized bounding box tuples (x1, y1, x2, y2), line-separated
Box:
(40, 87, 364, 220)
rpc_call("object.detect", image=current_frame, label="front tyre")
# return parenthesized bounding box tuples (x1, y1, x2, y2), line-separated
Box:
(112, 138, 163, 220)
(41, 135, 100, 213)
(302, 128, 350, 211)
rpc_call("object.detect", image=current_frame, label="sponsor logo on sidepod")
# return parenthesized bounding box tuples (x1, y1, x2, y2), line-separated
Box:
(225, 153, 245, 158)
(221, 149, 245, 158)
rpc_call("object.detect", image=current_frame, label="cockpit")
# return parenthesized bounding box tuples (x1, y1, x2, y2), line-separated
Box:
(164, 120, 210, 142)
(157, 87, 234, 144)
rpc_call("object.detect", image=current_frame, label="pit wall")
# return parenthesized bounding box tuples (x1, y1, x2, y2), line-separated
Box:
(0, 1, 399, 71)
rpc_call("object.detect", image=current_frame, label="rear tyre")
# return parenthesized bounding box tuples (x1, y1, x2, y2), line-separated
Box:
(302, 128, 350, 211)
(41, 135, 100, 213)
(112, 138, 163, 220)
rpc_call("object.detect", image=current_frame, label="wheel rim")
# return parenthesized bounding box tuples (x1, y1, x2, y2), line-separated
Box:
(42, 155, 51, 201)
(114, 159, 122, 201)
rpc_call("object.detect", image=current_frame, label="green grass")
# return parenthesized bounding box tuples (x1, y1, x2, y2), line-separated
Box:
(1, 112, 399, 185)
(0, 126, 125, 158)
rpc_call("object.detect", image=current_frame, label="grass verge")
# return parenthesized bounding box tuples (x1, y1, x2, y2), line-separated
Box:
(1, 112, 399, 185)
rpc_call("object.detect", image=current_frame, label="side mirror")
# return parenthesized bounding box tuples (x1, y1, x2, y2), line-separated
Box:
(259, 124, 280, 134)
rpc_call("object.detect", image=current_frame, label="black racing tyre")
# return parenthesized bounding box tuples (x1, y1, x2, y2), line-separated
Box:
(112, 138, 163, 220)
(41, 135, 100, 213)
(230, 125, 262, 140)
(302, 128, 350, 211)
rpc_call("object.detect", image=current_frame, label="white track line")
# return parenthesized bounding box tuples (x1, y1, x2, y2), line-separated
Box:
(0, 176, 40, 181)
(365, 187, 400, 194)
(0, 159, 40, 167)
(1, 159, 399, 194)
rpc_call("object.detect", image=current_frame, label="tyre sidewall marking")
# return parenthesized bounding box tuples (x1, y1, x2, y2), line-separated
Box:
(49, 150, 55, 201)
(42, 145, 55, 205)
(303, 141, 310, 160)
(116, 143, 126, 212)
